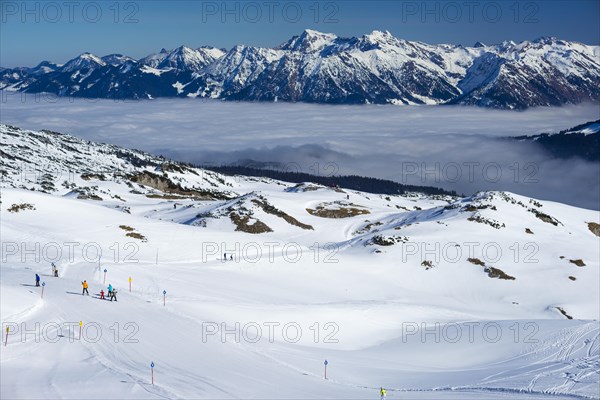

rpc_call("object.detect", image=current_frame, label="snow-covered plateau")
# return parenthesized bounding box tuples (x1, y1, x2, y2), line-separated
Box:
(1, 124, 599, 399)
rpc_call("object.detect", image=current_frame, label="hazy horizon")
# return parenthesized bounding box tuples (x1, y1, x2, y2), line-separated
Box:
(2, 95, 598, 209)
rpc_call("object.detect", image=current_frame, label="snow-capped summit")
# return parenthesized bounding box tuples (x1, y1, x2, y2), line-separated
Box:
(1, 30, 599, 108)
(61, 52, 106, 72)
(532, 36, 560, 45)
(361, 30, 399, 47)
(138, 50, 169, 68)
(157, 45, 225, 72)
(101, 53, 136, 66)
(278, 29, 338, 52)
(28, 61, 60, 75)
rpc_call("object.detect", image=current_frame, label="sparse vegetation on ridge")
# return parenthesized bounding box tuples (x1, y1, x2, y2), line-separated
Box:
(251, 197, 313, 230)
(587, 222, 600, 237)
(555, 306, 573, 319)
(485, 267, 516, 280)
(229, 211, 273, 234)
(307, 201, 370, 218)
(7, 203, 36, 213)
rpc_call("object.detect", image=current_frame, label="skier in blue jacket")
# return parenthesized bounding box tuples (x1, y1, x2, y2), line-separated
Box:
(35, 274, 40, 287)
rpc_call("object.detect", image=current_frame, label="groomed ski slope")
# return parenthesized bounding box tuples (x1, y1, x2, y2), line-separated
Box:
(1, 186, 598, 399)
(1, 124, 599, 398)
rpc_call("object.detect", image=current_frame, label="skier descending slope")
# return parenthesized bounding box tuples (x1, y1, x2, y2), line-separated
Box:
(107, 284, 113, 298)
(81, 280, 89, 295)
(35, 274, 40, 287)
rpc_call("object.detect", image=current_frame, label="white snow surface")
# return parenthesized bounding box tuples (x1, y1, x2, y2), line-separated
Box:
(1, 125, 599, 399)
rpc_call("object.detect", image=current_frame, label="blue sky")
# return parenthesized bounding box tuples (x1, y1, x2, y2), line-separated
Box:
(1, 0, 599, 67)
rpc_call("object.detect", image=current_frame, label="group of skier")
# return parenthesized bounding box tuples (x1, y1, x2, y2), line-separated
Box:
(33, 262, 119, 302)
(34, 262, 60, 286)
(101, 283, 118, 302)
(82, 280, 117, 301)
(51, 262, 59, 277)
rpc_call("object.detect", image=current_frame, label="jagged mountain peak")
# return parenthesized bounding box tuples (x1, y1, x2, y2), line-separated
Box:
(157, 45, 225, 71)
(61, 52, 106, 72)
(278, 29, 338, 52)
(28, 60, 60, 74)
(496, 40, 518, 51)
(172, 45, 193, 52)
(1, 31, 598, 109)
(32, 60, 56, 68)
(356, 29, 406, 50)
(364, 29, 394, 41)
(101, 54, 135, 66)
(532, 36, 560, 44)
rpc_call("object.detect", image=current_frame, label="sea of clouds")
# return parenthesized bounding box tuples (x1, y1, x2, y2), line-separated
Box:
(1, 93, 599, 209)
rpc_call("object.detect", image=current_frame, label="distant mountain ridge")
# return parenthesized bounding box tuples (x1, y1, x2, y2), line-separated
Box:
(512, 119, 600, 161)
(1, 30, 599, 109)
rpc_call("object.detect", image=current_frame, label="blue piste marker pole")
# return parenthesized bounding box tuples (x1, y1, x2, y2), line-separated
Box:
(103, 269, 107, 284)
(324, 359, 328, 380)
(163, 290, 166, 307)
(41, 282, 45, 299)
(150, 362, 155, 384)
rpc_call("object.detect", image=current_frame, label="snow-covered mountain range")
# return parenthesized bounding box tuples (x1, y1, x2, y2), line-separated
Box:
(2, 30, 599, 109)
(1, 123, 599, 398)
